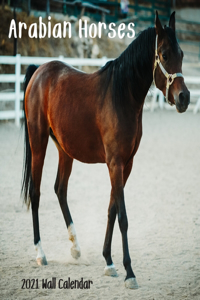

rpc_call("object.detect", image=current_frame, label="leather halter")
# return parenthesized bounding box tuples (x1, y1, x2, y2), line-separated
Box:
(153, 35, 184, 105)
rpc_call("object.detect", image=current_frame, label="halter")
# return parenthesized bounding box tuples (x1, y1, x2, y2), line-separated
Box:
(153, 35, 184, 105)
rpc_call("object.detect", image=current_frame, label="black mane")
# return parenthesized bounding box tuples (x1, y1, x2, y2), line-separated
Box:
(98, 27, 157, 112)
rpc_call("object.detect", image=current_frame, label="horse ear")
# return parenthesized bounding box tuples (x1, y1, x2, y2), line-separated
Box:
(169, 11, 176, 32)
(155, 11, 164, 38)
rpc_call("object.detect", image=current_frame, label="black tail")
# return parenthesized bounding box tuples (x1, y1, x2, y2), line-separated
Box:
(21, 65, 38, 209)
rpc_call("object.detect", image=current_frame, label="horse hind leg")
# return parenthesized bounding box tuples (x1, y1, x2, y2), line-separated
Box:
(30, 131, 49, 265)
(54, 148, 81, 259)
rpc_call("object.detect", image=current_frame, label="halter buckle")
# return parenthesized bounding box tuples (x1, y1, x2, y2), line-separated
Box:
(155, 54, 159, 62)
(168, 74, 174, 84)
(166, 74, 174, 89)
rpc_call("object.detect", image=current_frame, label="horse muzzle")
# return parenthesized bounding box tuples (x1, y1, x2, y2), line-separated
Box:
(175, 90, 190, 113)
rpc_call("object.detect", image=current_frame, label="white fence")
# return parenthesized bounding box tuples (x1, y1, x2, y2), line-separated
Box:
(0, 55, 109, 126)
(0, 55, 200, 126)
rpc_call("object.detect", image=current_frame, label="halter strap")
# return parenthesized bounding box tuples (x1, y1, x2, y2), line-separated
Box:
(153, 35, 184, 105)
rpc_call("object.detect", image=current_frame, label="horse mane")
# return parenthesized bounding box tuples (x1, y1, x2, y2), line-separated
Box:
(98, 27, 157, 111)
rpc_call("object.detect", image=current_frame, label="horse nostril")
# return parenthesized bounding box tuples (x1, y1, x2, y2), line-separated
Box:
(179, 91, 190, 106)
(179, 92, 185, 102)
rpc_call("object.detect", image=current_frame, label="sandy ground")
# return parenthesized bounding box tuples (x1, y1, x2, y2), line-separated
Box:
(0, 109, 200, 300)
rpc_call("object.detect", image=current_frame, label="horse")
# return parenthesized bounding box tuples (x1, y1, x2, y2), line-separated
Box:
(21, 11, 190, 289)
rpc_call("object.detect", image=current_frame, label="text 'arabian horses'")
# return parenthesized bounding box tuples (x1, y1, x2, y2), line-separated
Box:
(22, 12, 190, 289)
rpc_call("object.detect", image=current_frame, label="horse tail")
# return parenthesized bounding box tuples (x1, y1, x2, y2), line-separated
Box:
(21, 65, 38, 209)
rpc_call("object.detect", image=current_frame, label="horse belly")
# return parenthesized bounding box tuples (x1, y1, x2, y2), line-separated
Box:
(62, 131, 105, 164)
(50, 108, 105, 164)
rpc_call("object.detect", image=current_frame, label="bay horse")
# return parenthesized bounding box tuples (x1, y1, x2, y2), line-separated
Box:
(21, 12, 190, 289)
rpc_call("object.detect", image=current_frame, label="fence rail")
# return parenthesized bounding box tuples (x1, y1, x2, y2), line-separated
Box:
(0, 55, 200, 126)
(0, 55, 110, 126)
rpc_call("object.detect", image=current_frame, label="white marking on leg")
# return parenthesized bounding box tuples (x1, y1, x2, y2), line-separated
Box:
(68, 223, 81, 259)
(34, 240, 47, 265)
(104, 263, 118, 276)
(105, 263, 115, 269)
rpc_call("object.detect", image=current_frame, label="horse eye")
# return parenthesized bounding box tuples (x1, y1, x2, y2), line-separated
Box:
(162, 53, 167, 61)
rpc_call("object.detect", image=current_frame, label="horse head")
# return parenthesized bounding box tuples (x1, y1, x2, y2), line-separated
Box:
(154, 11, 190, 113)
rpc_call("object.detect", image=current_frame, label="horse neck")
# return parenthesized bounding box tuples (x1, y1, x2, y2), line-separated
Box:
(98, 28, 156, 115)
(119, 27, 156, 107)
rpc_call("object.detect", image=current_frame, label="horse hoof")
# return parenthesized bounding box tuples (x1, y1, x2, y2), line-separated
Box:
(104, 264, 118, 277)
(125, 277, 138, 289)
(36, 256, 47, 266)
(71, 246, 81, 259)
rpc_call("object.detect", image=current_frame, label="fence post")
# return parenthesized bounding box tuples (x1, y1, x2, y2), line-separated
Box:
(15, 54, 21, 126)
(102, 56, 107, 67)
(59, 55, 64, 61)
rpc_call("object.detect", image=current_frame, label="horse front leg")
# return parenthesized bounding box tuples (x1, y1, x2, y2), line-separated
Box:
(106, 160, 138, 289)
(103, 159, 134, 277)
